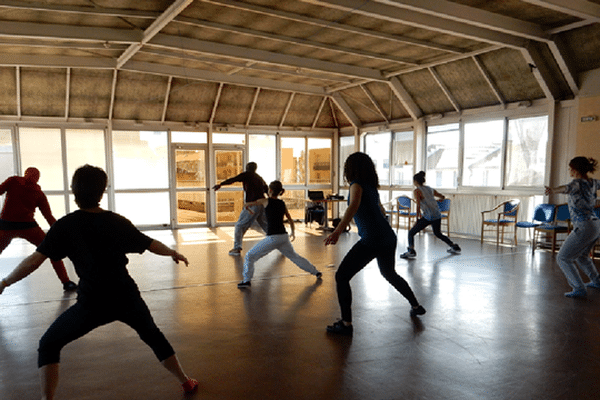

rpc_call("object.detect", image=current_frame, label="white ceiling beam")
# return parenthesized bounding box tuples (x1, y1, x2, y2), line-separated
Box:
(65, 67, 71, 120)
(360, 85, 389, 123)
(375, 0, 550, 41)
(209, 82, 223, 126)
(16, 67, 21, 119)
(279, 93, 295, 128)
(471, 56, 505, 106)
(150, 34, 387, 82)
(520, 0, 600, 21)
(328, 97, 340, 128)
(0, 1, 159, 19)
(161, 76, 173, 123)
(0, 53, 116, 69)
(0, 20, 141, 43)
(246, 88, 261, 128)
(520, 42, 561, 100)
(299, 0, 528, 48)
(178, 17, 420, 66)
(116, 0, 194, 69)
(428, 67, 461, 113)
(108, 69, 118, 121)
(202, 0, 466, 54)
(123, 61, 327, 96)
(388, 77, 422, 120)
(331, 93, 361, 128)
(312, 97, 327, 129)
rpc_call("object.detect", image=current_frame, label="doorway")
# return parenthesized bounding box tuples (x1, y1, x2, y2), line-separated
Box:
(214, 146, 245, 225)
(173, 145, 208, 227)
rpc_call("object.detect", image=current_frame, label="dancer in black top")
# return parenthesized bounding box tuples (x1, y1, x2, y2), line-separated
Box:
(238, 180, 321, 288)
(0, 165, 198, 399)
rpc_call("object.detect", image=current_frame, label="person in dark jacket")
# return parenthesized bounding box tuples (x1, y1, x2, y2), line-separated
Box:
(213, 162, 268, 256)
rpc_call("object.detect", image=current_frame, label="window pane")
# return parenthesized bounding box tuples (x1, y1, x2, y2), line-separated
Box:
(177, 191, 207, 224)
(171, 131, 207, 143)
(249, 134, 276, 184)
(462, 120, 503, 187)
(281, 190, 306, 221)
(212, 133, 245, 144)
(35, 195, 66, 230)
(308, 138, 331, 185)
(66, 129, 106, 184)
(69, 195, 108, 215)
(20, 127, 64, 191)
(215, 149, 244, 189)
(339, 136, 355, 186)
(426, 124, 459, 188)
(112, 131, 168, 190)
(175, 149, 206, 188)
(392, 131, 413, 186)
(115, 192, 169, 226)
(281, 137, 305, 185)
(216, 191, 243, 223)
(365, 132, 390, 186)
(0, 129, 14, 184)
(506, 116, 548, 186)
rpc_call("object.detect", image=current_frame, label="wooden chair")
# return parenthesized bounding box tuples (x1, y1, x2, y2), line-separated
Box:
(532, 203, 570, 254)
(481, 199, 520, 245)
(437, 198, 451, 236)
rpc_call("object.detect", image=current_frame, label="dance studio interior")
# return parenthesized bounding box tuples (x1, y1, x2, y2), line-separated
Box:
(1, 1, 600, 399)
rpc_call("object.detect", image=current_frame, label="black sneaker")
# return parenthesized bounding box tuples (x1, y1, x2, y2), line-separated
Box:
(400, 249, 416, 259)
(63, 281, 77, 291)
(410, 305, 426, 317)
(326, 320, 353, 335)
(316, 272, 323, 279)
(237, 281, 251, 288)
(447, 244, 461, 254)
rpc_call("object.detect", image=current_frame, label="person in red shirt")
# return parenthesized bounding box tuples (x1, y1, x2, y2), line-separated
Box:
(0, 167, 76, 291)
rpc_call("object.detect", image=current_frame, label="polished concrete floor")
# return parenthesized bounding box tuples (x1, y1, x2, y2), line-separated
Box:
(1, 225, 600, 400)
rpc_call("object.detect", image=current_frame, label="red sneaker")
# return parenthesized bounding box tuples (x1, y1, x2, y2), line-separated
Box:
(182, 378, 199, 393)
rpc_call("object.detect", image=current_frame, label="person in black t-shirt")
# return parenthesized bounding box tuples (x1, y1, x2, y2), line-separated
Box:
(212, 162, 268, 256)
(237, 180, 321, 288)
(0, 165, 198, 399)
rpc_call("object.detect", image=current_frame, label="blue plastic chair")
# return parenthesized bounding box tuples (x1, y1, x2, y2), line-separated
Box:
(437, 198, 451, 235)
(481, 199, 520, 245)
(516, 203, 556, 245)
(386, 196, 417, 230)
(533, 203, 570, 254)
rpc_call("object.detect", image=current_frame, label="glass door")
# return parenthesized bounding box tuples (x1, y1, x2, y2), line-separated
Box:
(214, 147, 245, 225)
(173, 145, 208, 226)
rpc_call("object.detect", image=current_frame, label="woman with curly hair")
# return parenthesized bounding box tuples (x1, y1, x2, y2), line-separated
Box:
(324, 152, 425, 335)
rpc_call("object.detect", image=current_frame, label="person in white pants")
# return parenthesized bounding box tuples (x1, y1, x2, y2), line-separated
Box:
(238, 181, 321, 287)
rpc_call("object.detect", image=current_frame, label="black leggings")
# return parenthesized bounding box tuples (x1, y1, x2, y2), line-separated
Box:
(335, 240, 419, 323)
(408, 217, 454, 249)
(38, 296, 175, 367)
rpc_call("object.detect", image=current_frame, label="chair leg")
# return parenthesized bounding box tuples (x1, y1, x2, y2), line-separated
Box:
(514, 226, 517, 246)
(552, 233, 557, 254)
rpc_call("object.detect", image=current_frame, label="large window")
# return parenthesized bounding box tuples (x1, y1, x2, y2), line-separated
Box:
(66, 129, 106, 182)
(112, 130, 168, 190)
(426, 124, 459, 188)
(249, 134, 276, 184)
(506, 116, 548, 187)
(392, 131, 414, 186)
(365, 132, 390, 186)
(20, 127, 64, 191)
(462, 120, 503, 187)
(0, 129, 14, 184)
(339, 136, 355, 186)
(308, 138, 331, 185)
(281, 137, 305, 185)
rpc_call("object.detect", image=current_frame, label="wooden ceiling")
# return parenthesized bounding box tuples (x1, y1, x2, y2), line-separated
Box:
(0, 0, 598, 130)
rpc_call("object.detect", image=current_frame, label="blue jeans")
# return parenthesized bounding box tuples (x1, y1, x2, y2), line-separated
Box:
(557, 219, 600, 291)
(233, 204, 268, 250)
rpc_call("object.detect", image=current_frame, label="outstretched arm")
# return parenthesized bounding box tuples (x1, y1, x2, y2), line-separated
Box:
(0, 251, 47, 294)
(284, 206, 295, 241)
(545, 185, 567, 195)
(245, 197, 268, 213)
(432, 189, 445, 200)
(147, 240, 189, 266)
